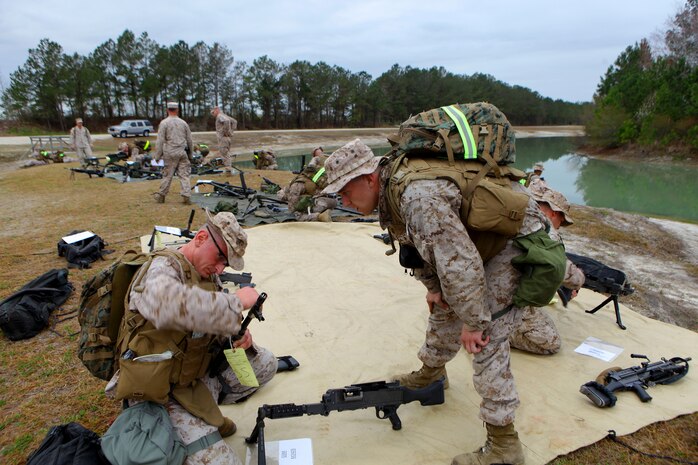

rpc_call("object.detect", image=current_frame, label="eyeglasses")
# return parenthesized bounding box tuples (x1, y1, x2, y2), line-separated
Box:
(206, 226, 229, 267)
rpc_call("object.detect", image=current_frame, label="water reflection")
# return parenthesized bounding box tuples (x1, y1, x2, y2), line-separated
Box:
(236, 137, 698, 222)
(515, 137, 698, 222)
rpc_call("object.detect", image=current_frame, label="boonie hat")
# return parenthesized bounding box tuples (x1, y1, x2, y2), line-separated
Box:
(75, 118, 83, 123)
(534, 162, 544, 171)
(167, 101, 179, 110)
(322, 139, 379, 194)
(205, 209, 247, 270)
(536, 188, 574, 226)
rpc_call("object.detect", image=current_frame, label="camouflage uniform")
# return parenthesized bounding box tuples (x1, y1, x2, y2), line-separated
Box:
(112, 253, 276, 465)
(278, 154, 336, 221)
(377, 171, 548, 426)
(155, 115, 193, 201)
(215, 111, 237, 173)
(254, 150, 278, 170)
(70, 124, 93, 164)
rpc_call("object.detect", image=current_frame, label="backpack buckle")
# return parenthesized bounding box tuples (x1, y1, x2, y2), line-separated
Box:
(479, 124, 489, 135)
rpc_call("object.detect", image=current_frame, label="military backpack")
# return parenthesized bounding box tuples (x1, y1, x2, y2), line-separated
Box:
(77, 250, 153, 380)
(384, 102, 529, 262)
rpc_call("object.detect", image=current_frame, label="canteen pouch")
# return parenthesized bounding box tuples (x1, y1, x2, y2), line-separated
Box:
(510, 229, 567, 308)
(116, 357, 173, 404)
(466, 180, 528, 237)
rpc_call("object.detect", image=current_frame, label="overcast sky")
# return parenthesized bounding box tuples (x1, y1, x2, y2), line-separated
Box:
(0, 0, 683, 103)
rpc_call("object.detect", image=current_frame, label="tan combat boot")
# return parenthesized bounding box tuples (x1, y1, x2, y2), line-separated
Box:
(393, 364, 448, 389)
(153, 193, 165, 203)
(181, 196, 191, 205)
(218, 417, 237, 438)
(452, 422, 525, 465)
(316, 210, 332, 222)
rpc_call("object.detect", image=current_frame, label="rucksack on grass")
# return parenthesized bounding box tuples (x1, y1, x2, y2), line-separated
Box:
(0, 268, 73, 341)
(77, 250, 153, 380)
(26, 422, 109, 465)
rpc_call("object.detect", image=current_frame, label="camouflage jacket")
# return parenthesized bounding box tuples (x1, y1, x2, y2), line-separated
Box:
(378, 164, 547, 330)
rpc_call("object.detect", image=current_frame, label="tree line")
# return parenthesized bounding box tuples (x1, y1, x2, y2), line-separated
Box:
(1, 30, 588, 132)
(586, 0, 698, 152)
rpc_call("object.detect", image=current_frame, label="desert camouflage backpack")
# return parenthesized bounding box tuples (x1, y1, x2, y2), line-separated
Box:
(77, 250, 153, 380)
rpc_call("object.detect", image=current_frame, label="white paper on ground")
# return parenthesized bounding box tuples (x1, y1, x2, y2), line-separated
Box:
(574, 336, 624, 362)
(245, 438, 313, 465)
(154, 225, 182, 235)
(62, 230, 95, 244)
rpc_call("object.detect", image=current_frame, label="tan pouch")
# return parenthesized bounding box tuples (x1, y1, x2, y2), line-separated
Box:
(116, 357, 173, 404)
(174, 337, 212, 386)
(466, 179, 528, 236)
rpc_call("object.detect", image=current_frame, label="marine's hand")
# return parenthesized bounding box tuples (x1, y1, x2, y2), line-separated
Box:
(426, 291, 448, 313)
(235, 286, 260, 310)
(233, 329, 253, 350)
(461, 327, 490, 354)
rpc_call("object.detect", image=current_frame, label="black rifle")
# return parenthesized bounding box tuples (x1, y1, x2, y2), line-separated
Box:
(245, 380, 445, 465)
(196, 179, 256, 199)
(219, 271, 254, 288)
(580, 354, 691, 408)
(255, 193, 361, 216)
(557, 252, 634, 329)
(69, 167, 105, 178)
(208, 292, 267, 379)
(373, 233, 391, 244)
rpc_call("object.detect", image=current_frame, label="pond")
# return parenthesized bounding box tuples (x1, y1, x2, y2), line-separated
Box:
(236, 137, 698, 223)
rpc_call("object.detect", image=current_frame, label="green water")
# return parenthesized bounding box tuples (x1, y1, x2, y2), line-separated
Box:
(237, 138, 698, 222)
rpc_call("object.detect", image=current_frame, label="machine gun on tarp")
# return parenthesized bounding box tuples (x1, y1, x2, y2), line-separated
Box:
(557, 253, 634, 329)
(580, 354, 691, 408)
(245, 380, 445, 465)
(194, 173, 255, 199)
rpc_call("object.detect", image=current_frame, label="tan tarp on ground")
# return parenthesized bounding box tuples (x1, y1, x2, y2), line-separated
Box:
(145, 222, 698, 465)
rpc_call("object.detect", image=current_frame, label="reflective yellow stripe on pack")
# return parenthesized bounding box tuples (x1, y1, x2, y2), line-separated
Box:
(441, 105, 477, 159)
(312, 167, 325, 183)
(144, 141, 150, 150)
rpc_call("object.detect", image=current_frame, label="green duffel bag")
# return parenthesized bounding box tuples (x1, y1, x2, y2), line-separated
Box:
(101, 401, 221, 465)
(510, 229, 567, 308)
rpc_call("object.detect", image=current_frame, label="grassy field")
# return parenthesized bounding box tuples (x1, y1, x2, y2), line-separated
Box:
(0, 142, 695, 464)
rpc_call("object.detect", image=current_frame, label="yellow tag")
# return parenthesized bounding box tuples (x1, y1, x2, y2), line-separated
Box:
(223, 348, 259, 387)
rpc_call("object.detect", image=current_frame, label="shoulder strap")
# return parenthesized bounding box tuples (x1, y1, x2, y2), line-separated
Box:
(185, 430, 222, 455)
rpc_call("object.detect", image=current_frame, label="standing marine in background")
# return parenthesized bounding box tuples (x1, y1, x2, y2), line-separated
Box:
(153, 102, 193, 204)
(70, 118, 94, 167)
(211, 107, 238, 176)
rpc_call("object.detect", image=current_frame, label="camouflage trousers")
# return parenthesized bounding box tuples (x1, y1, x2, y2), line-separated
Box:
(158, 151, 191, 198)
(76, 146, 93, 164)
(416, 241, 527, 426)
(218, 139, 234, 173)
(163, 345, 277, 465)
(509, 307, 561, 355)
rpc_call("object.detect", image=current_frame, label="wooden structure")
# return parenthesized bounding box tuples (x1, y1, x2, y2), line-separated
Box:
(29, 136, 73, 153)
